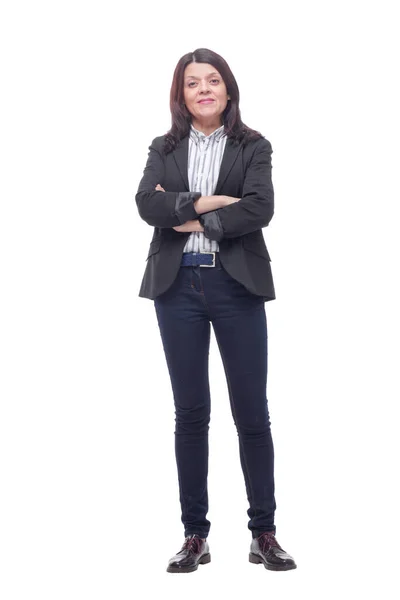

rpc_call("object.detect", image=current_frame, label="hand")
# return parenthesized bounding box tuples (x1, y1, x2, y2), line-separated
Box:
(173, 220, 204, 233)
(155, 184, 165, 192)
(223, 195, 241, 206)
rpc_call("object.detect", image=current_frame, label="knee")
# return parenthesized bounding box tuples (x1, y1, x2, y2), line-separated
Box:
(235, 413, 272, 437)
(175, 408, 210, 434)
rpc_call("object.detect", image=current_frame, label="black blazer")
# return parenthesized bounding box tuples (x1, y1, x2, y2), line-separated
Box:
(135, 133, 276, 302)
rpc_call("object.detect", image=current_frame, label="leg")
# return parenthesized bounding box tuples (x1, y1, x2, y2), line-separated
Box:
(154, 269, 211, 539)
(210, 273, 276, 538)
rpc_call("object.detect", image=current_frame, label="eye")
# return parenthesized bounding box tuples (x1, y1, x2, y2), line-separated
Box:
(187, 78, 220, 87)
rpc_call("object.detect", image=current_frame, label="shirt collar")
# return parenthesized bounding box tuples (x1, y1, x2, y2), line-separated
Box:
(189, 123, 226, 145)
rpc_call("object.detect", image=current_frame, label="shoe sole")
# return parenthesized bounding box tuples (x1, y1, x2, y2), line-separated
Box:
(249, 552, 297, 571)
(166, 553, 211, 573)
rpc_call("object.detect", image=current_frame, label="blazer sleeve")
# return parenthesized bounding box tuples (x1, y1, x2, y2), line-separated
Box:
(199, 138, 274, 240)
(135, 137, 201, 228)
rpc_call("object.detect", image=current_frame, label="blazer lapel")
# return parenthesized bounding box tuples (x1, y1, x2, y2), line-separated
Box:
(172, 136, 190, 190)
(214, 137, 242, 195)
(172, 134, 242, 194)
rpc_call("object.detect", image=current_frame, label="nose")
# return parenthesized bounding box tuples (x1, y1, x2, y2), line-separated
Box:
(199, 79, 210, 93)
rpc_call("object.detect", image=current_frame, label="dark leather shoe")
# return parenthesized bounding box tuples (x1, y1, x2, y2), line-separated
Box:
(249, 531, 297, 571)
(167, 534, 211, 573)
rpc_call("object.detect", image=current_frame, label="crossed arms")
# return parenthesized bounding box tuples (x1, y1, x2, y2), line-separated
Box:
(135, 136, 274, 240)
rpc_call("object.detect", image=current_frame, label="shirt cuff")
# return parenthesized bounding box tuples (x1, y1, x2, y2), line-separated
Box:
(175, 192, 201, 224)
(199, 211, 224, 242)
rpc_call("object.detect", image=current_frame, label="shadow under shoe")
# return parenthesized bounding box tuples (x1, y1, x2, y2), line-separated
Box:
(167, 534, 211, 573)
(249, 531, 297, 571)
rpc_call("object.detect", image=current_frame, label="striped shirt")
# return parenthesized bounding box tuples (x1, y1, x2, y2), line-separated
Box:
(182, 123, 227, 253)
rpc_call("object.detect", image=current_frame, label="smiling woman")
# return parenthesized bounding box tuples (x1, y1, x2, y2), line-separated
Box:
(134, 47, 296, 575)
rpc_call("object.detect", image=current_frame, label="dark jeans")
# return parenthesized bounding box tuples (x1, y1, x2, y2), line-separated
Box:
(154, 253, 276, 539)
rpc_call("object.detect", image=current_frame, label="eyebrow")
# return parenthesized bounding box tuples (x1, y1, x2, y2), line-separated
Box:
(185, 72, 220, 79)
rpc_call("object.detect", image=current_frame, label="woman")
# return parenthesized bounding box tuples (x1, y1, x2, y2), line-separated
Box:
(135, 48, 297, 574)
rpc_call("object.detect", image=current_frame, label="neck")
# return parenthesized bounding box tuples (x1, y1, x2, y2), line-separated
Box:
(191, 118, 223, 136)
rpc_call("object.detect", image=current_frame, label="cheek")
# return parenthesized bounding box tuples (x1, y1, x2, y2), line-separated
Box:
(185, 92, 196, 105)
(217, 90, 227, 101)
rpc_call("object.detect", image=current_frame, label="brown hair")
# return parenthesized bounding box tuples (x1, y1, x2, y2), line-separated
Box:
(163, 48, 264, 154)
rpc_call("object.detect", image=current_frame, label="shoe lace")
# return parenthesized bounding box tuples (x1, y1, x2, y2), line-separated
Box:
(258, 531, 283, 553)
(182, 535, 204, 554)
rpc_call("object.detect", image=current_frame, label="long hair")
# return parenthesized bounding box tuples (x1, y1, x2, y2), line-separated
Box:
(163, 48, 263, 154)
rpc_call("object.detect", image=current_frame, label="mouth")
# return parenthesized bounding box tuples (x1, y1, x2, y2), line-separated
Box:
(198, 99, 214, 104)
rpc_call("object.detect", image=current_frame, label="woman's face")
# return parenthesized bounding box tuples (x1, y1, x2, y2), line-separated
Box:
(183, 62, 229, 127)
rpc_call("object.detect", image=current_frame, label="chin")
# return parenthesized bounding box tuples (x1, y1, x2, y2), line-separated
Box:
(196, 107, 218, 115)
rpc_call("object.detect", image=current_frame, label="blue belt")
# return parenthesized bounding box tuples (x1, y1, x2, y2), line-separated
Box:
(180, 251, 216, 267)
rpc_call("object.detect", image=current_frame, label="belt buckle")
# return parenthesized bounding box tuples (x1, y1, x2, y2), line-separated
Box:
(199, 251, 215, 267)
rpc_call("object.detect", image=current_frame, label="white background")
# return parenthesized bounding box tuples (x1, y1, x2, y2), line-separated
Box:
(1, 0, 399, 598)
